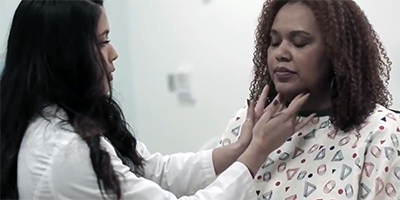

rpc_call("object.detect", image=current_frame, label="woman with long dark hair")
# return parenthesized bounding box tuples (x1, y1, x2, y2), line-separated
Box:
(0, 0, 313, 199)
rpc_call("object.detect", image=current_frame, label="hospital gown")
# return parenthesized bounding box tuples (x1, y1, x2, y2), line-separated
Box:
(218, 104, 400, 200)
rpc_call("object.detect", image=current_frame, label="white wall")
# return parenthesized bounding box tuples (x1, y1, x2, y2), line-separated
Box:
(1, 0, 399, 154)
(124, 0, 264, 154)
(0, 0, 20, 60)
(0, 2, 12, 75)
(103, 0, 137, 130)
(0, 0, 138, 124)
(357, 0, 400, 111)
(122, 0, 400, 154)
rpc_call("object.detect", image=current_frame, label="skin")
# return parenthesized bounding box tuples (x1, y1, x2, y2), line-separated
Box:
(267, 2, 333, 112)
(97, 7, 118, 93)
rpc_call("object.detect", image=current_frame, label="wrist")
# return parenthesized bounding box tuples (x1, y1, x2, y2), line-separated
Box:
(237, 141, 272, 178)
(232, 140, 248, 156)
(236, 134, 252, 150)
(247, 140, 273, 158)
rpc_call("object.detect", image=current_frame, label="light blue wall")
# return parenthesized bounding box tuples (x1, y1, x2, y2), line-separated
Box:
(0, 0, 19, 74)
(103, 0, 138, 129)
(0, 0, 19, 52)
(0, 1, 138, 128)
(0, 59, 4, 73)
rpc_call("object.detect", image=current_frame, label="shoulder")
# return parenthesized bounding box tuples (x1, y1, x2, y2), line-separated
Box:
(18, 109, 86, 198)
(355, 106, 400, 200)
(21, 106, 117, 171)
(370, 104, 399, 121)
(361, 104, 400, 149)
(217, 106, 248, 146)
(363, 104, 399, 134)
(21, 107, 77, 154)
(19, 106, 125, 198)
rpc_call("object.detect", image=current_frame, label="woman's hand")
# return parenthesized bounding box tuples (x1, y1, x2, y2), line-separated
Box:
(252, 92, 315, 155)
(236, 85, 272, 149)
(211, 86, 272, 176)
(237, 89, 315, 177)
(254, 85, 272, 121)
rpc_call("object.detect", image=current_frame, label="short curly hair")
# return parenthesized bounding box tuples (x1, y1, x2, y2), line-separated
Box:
(250, 0, 392, 132)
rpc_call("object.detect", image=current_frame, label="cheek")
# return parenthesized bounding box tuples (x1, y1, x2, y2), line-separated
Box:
(101, 48, 109, 62)
(267, 48, 275, 73)
(295, 50, 329, 83)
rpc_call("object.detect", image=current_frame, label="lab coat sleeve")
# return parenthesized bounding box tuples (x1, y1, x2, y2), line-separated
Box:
(136, 141, 216, 197)
(51, 136, 257, 200)
(216, 106, 247, 148)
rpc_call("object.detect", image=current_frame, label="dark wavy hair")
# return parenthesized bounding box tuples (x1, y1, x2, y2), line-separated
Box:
(0, 0, 144, 199)
(250, 0, 392, 132)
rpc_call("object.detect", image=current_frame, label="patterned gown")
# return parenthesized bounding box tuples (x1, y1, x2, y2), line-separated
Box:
(217, 104, 400, 200)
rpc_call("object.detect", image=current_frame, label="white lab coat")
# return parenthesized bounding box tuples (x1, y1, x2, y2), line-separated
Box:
(17, 106, 256, 199)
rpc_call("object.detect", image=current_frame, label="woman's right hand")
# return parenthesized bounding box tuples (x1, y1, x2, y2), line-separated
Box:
(251, 92, 315, 153)
(237, 89, 315, 177)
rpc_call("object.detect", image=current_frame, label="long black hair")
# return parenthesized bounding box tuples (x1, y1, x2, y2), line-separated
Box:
(0, 0, 144, 199)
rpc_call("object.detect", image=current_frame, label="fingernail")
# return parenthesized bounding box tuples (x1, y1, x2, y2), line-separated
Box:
(247, 99, 250, 106)
(273, 99, 279, 106)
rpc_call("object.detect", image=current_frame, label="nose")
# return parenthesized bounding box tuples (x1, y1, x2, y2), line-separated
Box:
(275, 42, 292, 62)
(109, 43, 119, 62)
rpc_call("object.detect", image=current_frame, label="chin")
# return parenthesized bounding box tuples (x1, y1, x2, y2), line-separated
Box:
(274, 82, 302, 101)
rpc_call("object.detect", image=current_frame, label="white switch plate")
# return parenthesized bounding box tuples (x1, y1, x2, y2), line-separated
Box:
(167, 64, 196, 105)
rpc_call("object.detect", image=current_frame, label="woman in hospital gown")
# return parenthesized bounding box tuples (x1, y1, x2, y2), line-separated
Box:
(217, 0, 400, 199)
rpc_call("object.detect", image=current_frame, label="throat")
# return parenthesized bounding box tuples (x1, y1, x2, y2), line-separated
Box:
(288, 93, 332, 117)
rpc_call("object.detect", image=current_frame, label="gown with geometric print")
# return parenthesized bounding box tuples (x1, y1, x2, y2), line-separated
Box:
(217, 104, 400, 200)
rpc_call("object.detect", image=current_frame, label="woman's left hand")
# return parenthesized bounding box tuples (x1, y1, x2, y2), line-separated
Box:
(237, 85, 274, 148)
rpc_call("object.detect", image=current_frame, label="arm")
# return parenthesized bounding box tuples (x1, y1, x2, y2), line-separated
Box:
(216, 107, 247, 148)
(51, 88, 308, 199)
(140, 104, 255, 196)
(51, 136, 256, 200)
(358, 115, 400, 200)
(213, 107, 249, 174)
(137, 140, 247, 197)
(135, 87, 310, 196)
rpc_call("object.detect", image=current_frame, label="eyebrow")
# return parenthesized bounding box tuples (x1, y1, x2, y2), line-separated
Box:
(270, 29, 312, 37)
(99, 29, 109, 37)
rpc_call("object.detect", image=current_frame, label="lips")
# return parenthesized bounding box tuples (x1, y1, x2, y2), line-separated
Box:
(274, 66, 295, 81)
(108, 68, 115, 81)
(274, 66, 295, 73)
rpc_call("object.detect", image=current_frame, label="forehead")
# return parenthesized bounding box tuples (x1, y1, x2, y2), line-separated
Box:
(97, 7, 109, 34)
(272, 2, 319, 34)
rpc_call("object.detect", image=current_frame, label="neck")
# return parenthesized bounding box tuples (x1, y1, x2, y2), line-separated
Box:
(301, 92, 332, 112)
(285, 90, 332, 115)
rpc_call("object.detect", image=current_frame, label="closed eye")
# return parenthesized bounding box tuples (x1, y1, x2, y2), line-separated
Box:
(271, 42, 281, 47)
(292, 42, 307, 48)
(100, 39, 111, 47)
